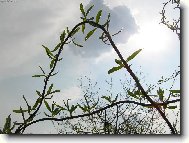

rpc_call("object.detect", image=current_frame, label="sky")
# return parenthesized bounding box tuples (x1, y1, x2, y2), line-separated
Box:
(0, 0, 180, 135)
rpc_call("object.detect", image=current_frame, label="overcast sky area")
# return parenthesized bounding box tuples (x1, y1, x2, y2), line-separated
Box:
(0, 0, 180, 134)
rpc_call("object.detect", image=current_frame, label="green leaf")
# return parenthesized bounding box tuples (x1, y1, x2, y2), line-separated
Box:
(101, 96, 112, 103)
(80, 3, 85, 17)
(13, 106, 28, 114)
(126, 49, 142, 62)
(96, 10, 102, 23)
(55, 103, 66, 110)
(13, 109, 28, 113)
(169, 90, 180, 94)
(44, 100, 51, 112)
(157, 88, 164, 102)
(70, 105, 78, 113)
(134, 90, 142, 95)
(32, 98, 42, 110)
(86, 5, 94, 16)
(42, 45, 55, 59)
(167, 105, 177, 109)
(108, 66, 122, 74)
(51, 90, 60, 94)
(51, 43, 61, 52)
(47, 84, 53, 95)
(78, 104, 88, 112)
(85, 28, 97, 41)
(32, 74, 45, 78)
(115, 59, 124, 66)
(36, 90, 42, 97)
(3, 115, 11, 133)
(127, 90, 139, 99)
(52, 108, 61, 117)
(60, 30, 66, 43)
(82, 24, 85, 33)
(50, 59, 55, 69)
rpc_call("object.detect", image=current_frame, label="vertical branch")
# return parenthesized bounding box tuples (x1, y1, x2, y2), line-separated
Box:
(104, 109, 107, 134)
(115, 105, 119, 134)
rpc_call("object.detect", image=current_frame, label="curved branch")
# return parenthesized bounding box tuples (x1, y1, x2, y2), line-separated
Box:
(17, 99, 180, 131)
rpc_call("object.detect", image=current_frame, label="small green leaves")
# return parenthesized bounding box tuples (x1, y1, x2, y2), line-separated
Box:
(47, 84, 53, 95)
(96, 10, 102, 24)
(13, 109, 28, 113)
(60, 30, 66, 43)
(78, 104, 88, 113)
(157, 88, 164, 102)
(36, 90, 42, 97)
(126, 49, 142, 62)
(115, 59, 124, 66)
(82, 24, 85, 33)
(101, 96, 112, 103)
(42, 45, 55, 59)
(3, 115, 12, 133)
(55, 103, 66, 111)
(170, 89, 180, 97)
(167, 105, 177, 109)
(108, 49, 142, 74)
(32, 98, 42, 110)
(108, 66, 122, 74)
(50, 59, 55, 69)
(85, 28, 97, 41)
(80, 3, 85, 17)
(44, 100, 51, 112)
(127, 90, 139, 99)
(52, 108, 61, 117)
(52, 43, 61, 52)
(169, 90, 180, 94)
(50, 89, 60, 94)
(70, 105, 78, 114)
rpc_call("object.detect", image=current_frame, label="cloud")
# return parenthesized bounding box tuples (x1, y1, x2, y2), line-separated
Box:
(69, 0, 138, 58)
(0, 0, 83, 79)
(51, 86, 82, 105)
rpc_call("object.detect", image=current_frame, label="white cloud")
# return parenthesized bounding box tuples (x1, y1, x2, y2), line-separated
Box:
(51, 86, 82, 105)
(69, 0, 138, 58)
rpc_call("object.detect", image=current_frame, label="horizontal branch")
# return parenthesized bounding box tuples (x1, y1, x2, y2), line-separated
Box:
(18, 99, 180, 132)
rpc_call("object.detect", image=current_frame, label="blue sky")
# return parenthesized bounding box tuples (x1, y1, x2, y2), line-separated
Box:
(0, 0, 180, 134)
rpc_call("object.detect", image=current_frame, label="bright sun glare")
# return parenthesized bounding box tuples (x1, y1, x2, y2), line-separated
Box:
(132, 22, 171, 55)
